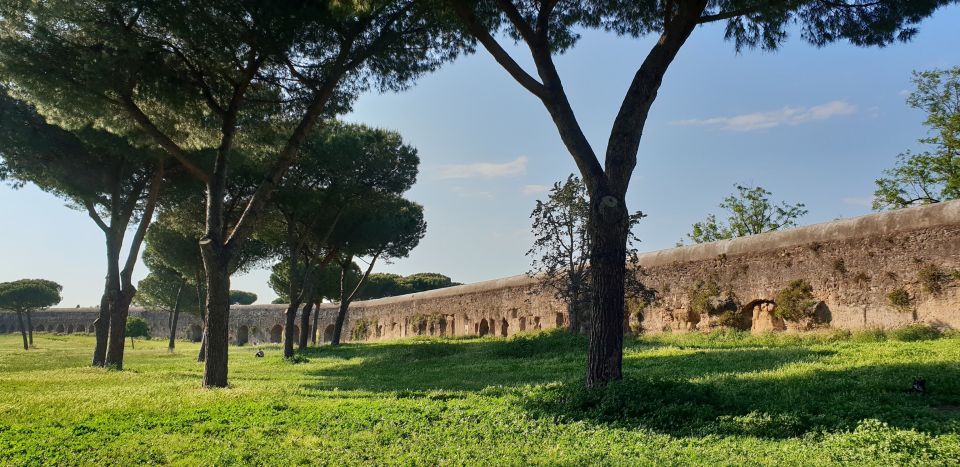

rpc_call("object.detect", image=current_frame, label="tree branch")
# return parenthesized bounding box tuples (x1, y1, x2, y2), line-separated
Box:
(119, 95, 210, 183)
(120, 164, 164, 288)
(84, 200, 110, 233)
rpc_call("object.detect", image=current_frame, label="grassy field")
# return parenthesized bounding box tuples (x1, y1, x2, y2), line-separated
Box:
(1, 328, 959, 466)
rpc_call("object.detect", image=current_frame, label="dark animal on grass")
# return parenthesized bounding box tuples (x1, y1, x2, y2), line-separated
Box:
(255, 350, 264, 358)
(907, 377, 927, 394)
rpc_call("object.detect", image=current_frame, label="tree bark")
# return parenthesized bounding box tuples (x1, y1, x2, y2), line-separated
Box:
(130, 336, 135, 349)
(331, 253, 380, 346)
(585, 194, 629, 388)
(200, 245, 231, 388)
(567, 301, 579, 335)
(282, 299, 300, 358)
(311, 299, 320, 345)
(16, 311, 28, 350)
(105, 289, 135, 369)
(330, 299, 350, 346)
(168, 281, 184, 352)
(93, 233, 122, 366)
(298, 293, 316, 351)
(25, 311, 33, 346)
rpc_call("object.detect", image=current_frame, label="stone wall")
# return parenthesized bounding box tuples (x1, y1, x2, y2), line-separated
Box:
(2, 200, 959, 343)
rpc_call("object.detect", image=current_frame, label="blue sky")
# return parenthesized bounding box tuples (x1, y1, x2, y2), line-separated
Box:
(2, 7, 958, 306)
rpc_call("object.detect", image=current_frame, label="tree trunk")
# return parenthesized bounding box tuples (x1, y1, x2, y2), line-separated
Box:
(282, 300, 300, 358)
(330, 299, 350, 346)
(585, 194, 630, 388)
(16, 311, 28, 350)
(567, 301, 579, 334)
(200, 246, 231, 388)
(105, 288, 135, 369)
(93, 235, 122, 367)
(311, 300, 320, 346)
(195, 272, 206, 362)
(130, 336, 135, 349)
(26, 311, 34, 346)
(168, 282, 184, 352)
(298, 298, 315, 351)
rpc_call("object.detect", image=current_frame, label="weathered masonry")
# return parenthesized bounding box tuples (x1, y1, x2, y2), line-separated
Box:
(2, 200, 959, 343)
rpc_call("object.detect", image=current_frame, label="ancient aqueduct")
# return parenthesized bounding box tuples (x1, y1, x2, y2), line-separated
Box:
(2, 200, 960, 344)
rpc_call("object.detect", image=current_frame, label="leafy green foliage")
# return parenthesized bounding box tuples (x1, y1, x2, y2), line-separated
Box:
(917, 263, 948, 294)
(688, 185, 807, 244)
(229, 291, 257, 306)
(687, 280, 721, 315)
(889, 324, 942, 342)
(0, 279, 62, 313)
(133, 268, 197, 314)
(888, 288, 912, 309)
(874, 67, 960, 209)
(774, 280, 816, 321)
(124, 317, 150, 340)
(355, 272, 460, 300)
(1, 331, 959, 464)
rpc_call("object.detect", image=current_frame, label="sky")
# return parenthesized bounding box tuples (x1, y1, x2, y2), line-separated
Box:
(1, 6, 959, 307)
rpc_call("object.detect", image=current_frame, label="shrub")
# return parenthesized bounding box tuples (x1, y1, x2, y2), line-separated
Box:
(887, 288, 911, 309)
(917, 264, 947, 294)
(889, 323, 941, 342)
(350, 319, 375, 341)
(852, 328, 887, 342)
(687, 280, 720, 315)
(774, 280, 816, 321)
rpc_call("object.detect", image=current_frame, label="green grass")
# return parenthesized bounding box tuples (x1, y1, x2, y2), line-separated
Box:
(1, 329, 959, 465)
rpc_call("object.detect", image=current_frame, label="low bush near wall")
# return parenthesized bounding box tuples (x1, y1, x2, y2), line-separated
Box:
(889, 323, 942, 342)
(774, 280, 816, 321)
(888, 288, 912, 310)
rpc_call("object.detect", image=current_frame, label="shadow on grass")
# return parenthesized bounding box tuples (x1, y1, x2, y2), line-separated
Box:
(298, 331, 960, 438)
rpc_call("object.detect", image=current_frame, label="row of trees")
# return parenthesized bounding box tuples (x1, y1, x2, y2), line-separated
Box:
(2, 0, 955, 389)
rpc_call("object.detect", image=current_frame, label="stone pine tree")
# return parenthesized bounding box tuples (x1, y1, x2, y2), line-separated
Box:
(687, 184, 807, 244)
(229, 291, 257, 305)
(125, 317, 150, 349)
(874, 66, 960, 210)
(0, 279, 62, 350)
(329, 196, 427, 346)
(527, 175, 646, 334)
(269, 260, 342, 348)
(0, 92, 164, 368)
(271, 122, 420, 358)
(441, 0, 956, 387)
(0, 0, 462, 387)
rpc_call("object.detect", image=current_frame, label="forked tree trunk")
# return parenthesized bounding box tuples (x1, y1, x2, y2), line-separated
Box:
(200, 246, 231, 388)
(330, 299, 350, 346)
(105, 289, 135, 369)
(93, 236, 122, 366)
(26, 311, 33, 346)
(298, 298, 315, 351)
(16, 311, 27, 350)
(585, 195, 629, 388)
(168, 282, 184, 352)
(282, 301, 300, 358)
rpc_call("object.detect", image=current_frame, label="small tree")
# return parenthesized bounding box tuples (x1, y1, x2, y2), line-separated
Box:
(0, 279, 62, 350)
(688, 185, 807, 244)
(229, 291, 257, 306)
(874, 67, 960, 210)
(125, 317, 150, 350)
(527, 175, 646, 334)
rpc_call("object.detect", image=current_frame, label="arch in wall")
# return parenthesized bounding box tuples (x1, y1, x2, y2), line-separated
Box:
(438, 319, 447, 337)
(323, 324, 335, 343)
(534, 317, 542, 330)
(519, 317, 526, 332)
(0, 325, 6, 333)
(478, 319, 490, 337)
(55, 324, 65, 333)
(35, 324, 45, 332)
(269, 325, 283, 343)
(189, 325, 203, 342)
(89, 324, 96, 333)
(236, 325, 249, 346)
(290, 325, 300, 342)
(556, 313, 565, 328)
(67, 325, 74, 334)
(250, 327, 259, 342)
(500, 318, 509, 337)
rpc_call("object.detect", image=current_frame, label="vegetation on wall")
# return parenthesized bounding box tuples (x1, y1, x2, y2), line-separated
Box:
(774, 280, 816, 321)
(888, 288, 912, 310)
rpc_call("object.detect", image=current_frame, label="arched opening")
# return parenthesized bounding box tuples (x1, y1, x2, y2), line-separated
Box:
(35, 324, 45, 332)
(438, 319, 447, 336)
(519, 317, 526, 331)
(0, 325, 6, 333)
(55, 324, 65, 333)
(189, 325, 203, 342)
(478, 319, 490, 337)
(290, 325, 300, 342)
(500, 318, 509, 337)
(88, 324, 95, 333)
(236, 325, 249, 345)
(556, 313, 565, 328)
(269, 325, 283, 343)
(534, 317, 542, 330)
(323, 324, 335, 343)
(66, 325, 74, 334)
(250, 327, 259, 342)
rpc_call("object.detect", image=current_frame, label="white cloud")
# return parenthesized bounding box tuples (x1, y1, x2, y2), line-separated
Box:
(522, 184, 550, 195)
(842, 196, 874, 208)
(672, 100, 857, 131)
(438, 156, 528, 179)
